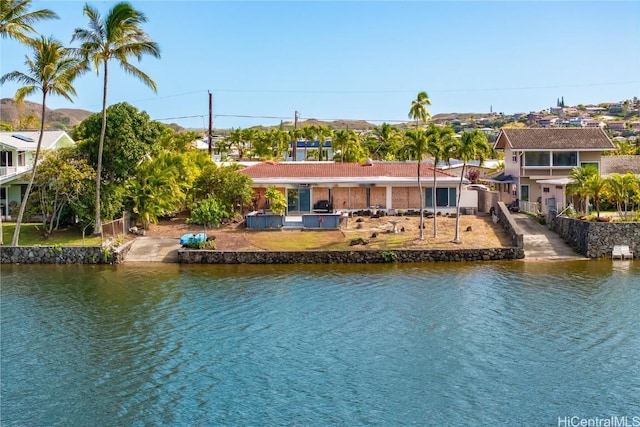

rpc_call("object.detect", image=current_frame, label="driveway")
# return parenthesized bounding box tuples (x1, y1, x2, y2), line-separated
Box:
(511, 213, 585, 260)
(125, 237, 181, 262)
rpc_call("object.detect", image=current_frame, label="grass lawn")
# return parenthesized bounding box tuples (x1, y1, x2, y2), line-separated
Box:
(1, 223, 102, 246)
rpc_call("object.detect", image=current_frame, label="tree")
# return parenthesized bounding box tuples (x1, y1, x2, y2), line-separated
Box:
(567, 165, 598, 215)
(33, 147, 95, 234)
(125, 150, 184, 229)
(0, 0, 57, 43)
(425, 124, 456, 238)
(0, 35, 82, 245)
(408, 91, 431, 129)
(265, 185, 287, 215)
(366, 123, 402, 160)
(403, 128, 430, 240)
(605, 173, 639, 220)
(192, 163, 253, 214)
(73, 102, 165, 182)
(72, 1, 161, 235)
(451, 130, 491, 243)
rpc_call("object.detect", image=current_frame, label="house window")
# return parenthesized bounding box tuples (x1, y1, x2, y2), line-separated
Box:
(0, 151, 13, 167)
(426, 187, 456, 208)
(552, 151, 577, 167)
(512, 154, 517, 163)
(520, 185, 530, 202)
(524, 151, 550, 166)
(580, 162, 599, 172)
(17, 151, 25, 167)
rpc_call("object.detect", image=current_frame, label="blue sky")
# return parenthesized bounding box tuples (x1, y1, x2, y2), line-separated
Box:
(1, 1, 639, 130)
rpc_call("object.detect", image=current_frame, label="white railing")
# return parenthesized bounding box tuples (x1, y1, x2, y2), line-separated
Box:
(0, 166, 18, 177)
(520, 200, 541, 214)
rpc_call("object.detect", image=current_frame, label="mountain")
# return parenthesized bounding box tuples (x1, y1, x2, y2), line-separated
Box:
(0, 98, 93, 129)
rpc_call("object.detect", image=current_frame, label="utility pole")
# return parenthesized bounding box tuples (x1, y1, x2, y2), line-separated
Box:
(293, 110, 299, 161)
(208, 91, 213, 155)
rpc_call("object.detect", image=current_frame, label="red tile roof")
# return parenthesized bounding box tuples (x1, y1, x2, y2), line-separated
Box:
(240, 161, 459, 182)
(494, 128, 615, 150)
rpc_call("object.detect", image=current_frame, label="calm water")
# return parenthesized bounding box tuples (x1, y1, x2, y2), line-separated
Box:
(1, 261, 639, 426)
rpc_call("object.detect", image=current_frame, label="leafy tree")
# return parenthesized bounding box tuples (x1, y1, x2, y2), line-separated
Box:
(72, 1, 161, 234)
(451, 130, 491, 243)
(265, 185, 287, 215)
(0, 0, 57, 43)
(73, 102, 165, 183)
(467, 168, 481, 183)
(0, 35, 82, 245)
(192, 163, 253, 215)
(332, 129, 365, 162)
(125, 150, 185, 229)
(408, 91, 431, 129)
(425, 124, 456, 238)
(33, 147, 95, 234)
(402, 128, 430, 240)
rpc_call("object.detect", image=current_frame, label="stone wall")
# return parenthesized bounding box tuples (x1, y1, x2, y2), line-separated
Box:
(179, 247, 524, 264)
(496, 201, 524, 248)
(0, 239, 134, 264)
(551, 216, 640, 258)
(1, 245, 114, 264)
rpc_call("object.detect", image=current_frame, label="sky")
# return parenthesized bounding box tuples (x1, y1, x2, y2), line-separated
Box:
(1, 1, 639, 130)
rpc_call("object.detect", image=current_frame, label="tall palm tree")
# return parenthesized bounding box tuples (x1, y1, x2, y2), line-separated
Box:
(567, 165, 598, 215)
(403, 128, 430, 240)
(0, 0, 57, 43)
(408, 91, 431, 129)
(451, 129, 491, 243)
(368, 123, 402, 160)
(0, 35, 82, 245)
(72, 1, 160, 235)
(425, 124, 456, 238)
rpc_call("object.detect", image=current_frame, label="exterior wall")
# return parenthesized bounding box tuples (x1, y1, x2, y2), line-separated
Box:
(578, 151, 601, 166)
(313, 187, 330, 204)
(496, 201, 524, 248)
(391, 187, 422, 210)
(370, 187, 386, 208)
(348, 187, 368, 209)
(503, 147, 520, 178)
(333, 187, 351, 210)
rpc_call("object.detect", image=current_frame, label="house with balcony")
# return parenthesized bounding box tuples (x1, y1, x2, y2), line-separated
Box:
(491, 128, 615, 215)
(0, 130, 75, 219)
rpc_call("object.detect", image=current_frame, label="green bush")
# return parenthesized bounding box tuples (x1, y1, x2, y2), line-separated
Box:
(188, 196, 230, 227)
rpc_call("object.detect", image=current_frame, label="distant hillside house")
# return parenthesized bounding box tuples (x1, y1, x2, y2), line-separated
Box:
(286, 140, 334, 162)
(491, 128, 615, 215)
(239, 161, 473, 214)
(0, 130, 75, 219)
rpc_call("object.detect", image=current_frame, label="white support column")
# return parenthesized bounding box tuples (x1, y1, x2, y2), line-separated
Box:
(386, 186, 392, 210)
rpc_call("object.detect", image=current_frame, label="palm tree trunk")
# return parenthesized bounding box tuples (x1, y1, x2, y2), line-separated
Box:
(418, 162, 424, 240)
(12, 92, 48, 246)
(93, 62, 108, 236)
(452, 164, 465, 244)
(432, 166, 438, 238)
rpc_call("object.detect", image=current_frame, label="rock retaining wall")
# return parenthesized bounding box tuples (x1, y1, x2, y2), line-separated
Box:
(1, 245, 113, 264)
(178, 247, 524, 264)
(551, 216, 640, 258)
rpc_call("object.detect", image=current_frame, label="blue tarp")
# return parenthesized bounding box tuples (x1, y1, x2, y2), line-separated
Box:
(180, 232, 207, 246)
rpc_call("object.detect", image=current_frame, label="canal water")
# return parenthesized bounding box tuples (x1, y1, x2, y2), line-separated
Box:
(1, 261, 639, 426)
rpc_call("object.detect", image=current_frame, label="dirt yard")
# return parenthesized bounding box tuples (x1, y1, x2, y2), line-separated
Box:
(142, 212, 511, 251)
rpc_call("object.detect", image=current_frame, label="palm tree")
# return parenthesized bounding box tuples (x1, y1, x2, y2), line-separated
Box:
(451, 129, 491, 243)
(368, 123, 402, 160)
(403, 128, 430, 240)
(0, 0, 57, 43)
(408, 91, 431, 129)
(567, 165, 598, 215)
(425, 124, 456, 238)
(605, 173, 638, 220)
(0, 35, 82, 245)
(72, 1, 160, 235)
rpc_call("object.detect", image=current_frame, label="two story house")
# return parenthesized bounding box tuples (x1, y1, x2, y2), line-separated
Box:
(491, 128, 615, 215)
(0, 130, 75, 219)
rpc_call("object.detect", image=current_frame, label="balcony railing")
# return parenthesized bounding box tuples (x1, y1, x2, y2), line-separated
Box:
(520, 200, 541, 214)
(0, 166, 18, 176)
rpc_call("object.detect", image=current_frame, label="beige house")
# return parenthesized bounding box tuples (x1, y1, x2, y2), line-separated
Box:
(239, 161, 475, 215)
(491, 128, 615, 215)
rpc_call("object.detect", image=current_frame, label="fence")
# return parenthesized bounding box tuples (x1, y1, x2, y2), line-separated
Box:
(101, 212, 131, 240)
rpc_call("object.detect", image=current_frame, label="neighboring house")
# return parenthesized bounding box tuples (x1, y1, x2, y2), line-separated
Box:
(606, 121, 627, 132)
(286, 140, 334, 162)
(239, 161, 473, 214)
(538, 116, 559, 128)
(437, 159, 503, 180)
(601, 155, 640, 176)
(491, 128, 615, 215)
(0, 130, 75, 219)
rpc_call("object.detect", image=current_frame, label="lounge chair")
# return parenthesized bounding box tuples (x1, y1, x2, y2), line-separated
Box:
(612, 245, 634, 259)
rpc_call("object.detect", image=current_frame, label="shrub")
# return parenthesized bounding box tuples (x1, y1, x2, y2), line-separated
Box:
(188, 196, 230, 227)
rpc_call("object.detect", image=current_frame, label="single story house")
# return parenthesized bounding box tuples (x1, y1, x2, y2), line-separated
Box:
(239, 160, 474, 215)
(491, 128, 616, 215)
(0, 130, 75, 219)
